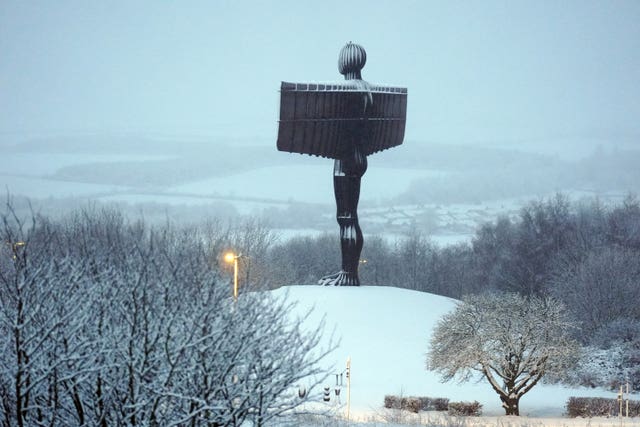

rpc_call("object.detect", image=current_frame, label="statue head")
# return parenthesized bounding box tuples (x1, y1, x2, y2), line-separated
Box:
(338, 42, 366, 80)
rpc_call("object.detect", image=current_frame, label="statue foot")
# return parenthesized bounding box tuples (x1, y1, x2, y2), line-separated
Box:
(318, 271, 359, 286)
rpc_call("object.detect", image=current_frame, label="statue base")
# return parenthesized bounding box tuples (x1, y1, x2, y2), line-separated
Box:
(318, 271, 360, 286)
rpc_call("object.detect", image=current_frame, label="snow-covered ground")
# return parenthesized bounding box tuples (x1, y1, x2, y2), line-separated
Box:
(169, 165, 449, 205)
(0, 152, 171, 176)
(0, 175, 129, 199)
(272, 285, 620, 423)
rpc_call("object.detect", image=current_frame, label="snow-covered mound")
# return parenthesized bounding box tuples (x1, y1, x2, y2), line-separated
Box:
(271, 285, 612, 418)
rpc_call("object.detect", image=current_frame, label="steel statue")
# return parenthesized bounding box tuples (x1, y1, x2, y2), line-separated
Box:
(276, 42, 408, 286)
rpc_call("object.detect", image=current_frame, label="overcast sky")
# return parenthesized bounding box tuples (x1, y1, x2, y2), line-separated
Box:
(1, 1, 639, 145)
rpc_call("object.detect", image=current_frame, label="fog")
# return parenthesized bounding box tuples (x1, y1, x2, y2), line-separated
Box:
(1, 1, 639, 242)
(2, 1, 639, 142)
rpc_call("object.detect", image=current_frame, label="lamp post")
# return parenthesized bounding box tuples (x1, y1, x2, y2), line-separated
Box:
(224, 251, 241, 301)
(4, 241, 25, 260)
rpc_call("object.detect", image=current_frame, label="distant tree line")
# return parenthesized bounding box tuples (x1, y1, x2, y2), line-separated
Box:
(0, 203, 330, 427)
(268, 193, 639, 306)
(393, 145, 640, 205)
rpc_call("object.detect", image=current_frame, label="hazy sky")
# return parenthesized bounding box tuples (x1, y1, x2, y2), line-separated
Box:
(1, 1, 639, 145)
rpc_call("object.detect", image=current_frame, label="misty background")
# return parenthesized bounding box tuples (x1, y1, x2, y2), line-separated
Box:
(1, 0, 639, 243)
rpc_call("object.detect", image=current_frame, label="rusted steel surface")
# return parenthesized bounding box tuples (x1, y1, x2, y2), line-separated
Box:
(277, 82, 407, 159)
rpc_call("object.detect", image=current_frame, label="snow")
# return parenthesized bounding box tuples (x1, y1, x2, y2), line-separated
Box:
(0, 153, 171, 176)
(282, 81, 407, 93)
(169, 165, 333, 204)
(97, 193, 285, 214)
(169, 165, 448, 204)
(271, 285, 616, 421)
(0, 175, 128, 198)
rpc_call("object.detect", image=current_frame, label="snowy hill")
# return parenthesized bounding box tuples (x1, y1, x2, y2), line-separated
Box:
(271, 285, 612, 418)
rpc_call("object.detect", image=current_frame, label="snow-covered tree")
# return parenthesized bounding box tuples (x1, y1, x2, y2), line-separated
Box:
(0, 203, 333, 426)
(426, 292, 579, 415)
(0, 206, 98, 427)
(567, 319, 640, 391)
(550, 246, 640, 338)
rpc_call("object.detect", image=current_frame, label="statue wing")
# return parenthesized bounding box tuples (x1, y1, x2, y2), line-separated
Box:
(276, 82, 407, 159)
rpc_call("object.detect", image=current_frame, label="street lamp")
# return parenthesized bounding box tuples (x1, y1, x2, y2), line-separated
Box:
(4, 241, 25, 260)
(224, 251, 241, 301)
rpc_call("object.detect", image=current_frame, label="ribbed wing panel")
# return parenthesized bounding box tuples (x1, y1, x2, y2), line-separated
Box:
(277, 82, 407, 159)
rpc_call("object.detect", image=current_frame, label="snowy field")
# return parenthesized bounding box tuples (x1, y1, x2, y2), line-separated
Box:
(1, 143, 631, 248)
(0, 148, 510, 244)
(0, 175, 129, 199)
(169, 165, 449, 205)
(273, 285, 630, 426)
(0, 152, 171, 176)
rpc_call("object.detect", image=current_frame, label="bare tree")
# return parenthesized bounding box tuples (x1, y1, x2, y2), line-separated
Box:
(0, 203, 98, 427)
(266, 233, 339, 286)
(550, 246, 640, 338)
(427, 292, 579, 415)
(1, 202, 333, 426)
(394, 231, 435, 291)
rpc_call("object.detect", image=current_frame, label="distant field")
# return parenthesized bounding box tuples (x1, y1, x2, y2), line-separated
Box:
(2, 135, 636, 245)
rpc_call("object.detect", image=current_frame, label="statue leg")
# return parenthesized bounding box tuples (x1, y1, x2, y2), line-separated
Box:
(337, 175, 364, 284)
(319, 151, 367, 286)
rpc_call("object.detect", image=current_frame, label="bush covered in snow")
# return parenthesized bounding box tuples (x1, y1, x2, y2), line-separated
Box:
(447, 401, 482, 416)
(566, 396, 640, 418)
(566, 321, 640, 392)
(383, 395, 449, 413)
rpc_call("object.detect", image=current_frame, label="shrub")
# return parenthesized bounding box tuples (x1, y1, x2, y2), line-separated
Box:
(567, 396, 640, 417)
(433, 397, 450, 411)
(405, 397, 421, 413)
(448, 401, 482, 416)
(383, 395, 449, 412)
(383, 395, 399, 409)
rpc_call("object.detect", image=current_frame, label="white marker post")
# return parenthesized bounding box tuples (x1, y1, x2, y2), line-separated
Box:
(346, 357, 351, 422)
(626, 382, 629, 418)
(618, 386, 623, 420)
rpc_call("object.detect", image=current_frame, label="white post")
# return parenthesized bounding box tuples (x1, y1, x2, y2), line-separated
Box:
(619, 385, 623, 419)
(346, 357, 351, 422)
(626, 382, 630, 418)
